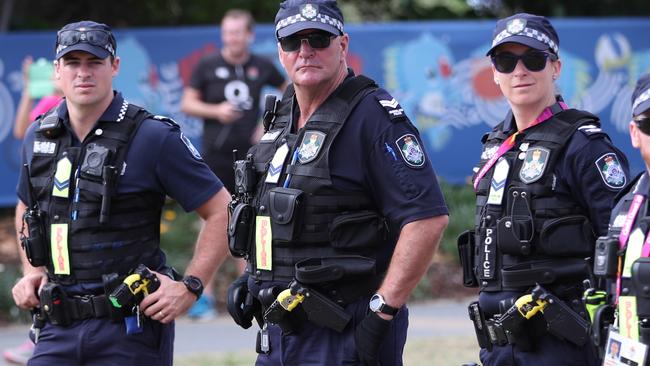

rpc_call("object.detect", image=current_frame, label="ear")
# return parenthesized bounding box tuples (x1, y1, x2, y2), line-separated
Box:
(54, 60, 61, 80)
(339, 33, 349, 59)
(111, 56, 121, 78)
(552, 58, 562, 80)
(630, 120, 641, 149)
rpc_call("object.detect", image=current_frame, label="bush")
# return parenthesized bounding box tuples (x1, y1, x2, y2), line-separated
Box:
(438, 181, 475, 262)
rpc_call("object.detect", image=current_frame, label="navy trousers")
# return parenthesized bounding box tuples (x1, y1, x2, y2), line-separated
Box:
(255, 300, 409, 366)
(28, 318, 174, 366)
(479, 335, 599, 366)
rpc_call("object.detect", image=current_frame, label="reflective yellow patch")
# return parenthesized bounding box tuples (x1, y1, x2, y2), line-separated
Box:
(50, 223, 70, 275)
(52, 157, 72, 198)
(619, 296, 639, 341)
(255, 216, 272, 271)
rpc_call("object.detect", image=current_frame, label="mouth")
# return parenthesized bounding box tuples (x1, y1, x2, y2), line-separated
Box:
(513, 83, 533, 88)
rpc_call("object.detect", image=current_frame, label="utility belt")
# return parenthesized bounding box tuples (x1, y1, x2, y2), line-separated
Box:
(468, 285, 591, 352)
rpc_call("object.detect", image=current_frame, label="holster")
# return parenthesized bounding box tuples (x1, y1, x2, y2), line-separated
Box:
(458, 230, 478, 287)
(39, 282, 71, 326)
(228, 201, 254, 258)
(468, 301, 491, 350)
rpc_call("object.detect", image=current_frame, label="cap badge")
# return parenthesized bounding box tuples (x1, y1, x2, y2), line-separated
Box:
(300, 4, 318, 19)
(506, 19, 526, 34)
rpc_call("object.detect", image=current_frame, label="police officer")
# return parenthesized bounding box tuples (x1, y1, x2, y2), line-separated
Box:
(225, 1, 449, 365)
(591, 74, 650, 364)
(458, 13, 630, 365)
(11, 21, 230, 366)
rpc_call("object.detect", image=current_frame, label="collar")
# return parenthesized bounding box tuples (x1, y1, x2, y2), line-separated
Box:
(501, 95, 567, 134)
(55, 92, 128, 123)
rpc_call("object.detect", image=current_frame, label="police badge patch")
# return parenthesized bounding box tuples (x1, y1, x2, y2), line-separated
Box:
(298, 131, 326, 164)
(507, 18, 526, 34)
(395, 134, 425, 168)
(180, 133, 203, 161)
(518, 147, 550, 184)
(596, 153, 626, 189)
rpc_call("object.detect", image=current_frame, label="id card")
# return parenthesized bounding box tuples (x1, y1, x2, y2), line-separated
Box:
(603, 328, 647, 366)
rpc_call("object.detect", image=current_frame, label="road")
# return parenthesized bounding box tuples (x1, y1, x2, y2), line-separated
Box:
(0, 298, 474, 365)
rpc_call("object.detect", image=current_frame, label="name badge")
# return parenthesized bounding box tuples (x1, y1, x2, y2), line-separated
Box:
(50, 223, 70, 275)
(604, 327, 647, 365)
(255, 216, 272, 271)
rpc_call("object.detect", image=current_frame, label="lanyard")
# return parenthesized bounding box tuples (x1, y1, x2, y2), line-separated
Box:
(473, 102, 568, 191)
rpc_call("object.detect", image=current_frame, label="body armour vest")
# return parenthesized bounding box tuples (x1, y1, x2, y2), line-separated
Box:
(247, 75, 391, 288)
(604, 172, 650, 342)
(28, 103, 163, 284)
(473, 107, 599, 292)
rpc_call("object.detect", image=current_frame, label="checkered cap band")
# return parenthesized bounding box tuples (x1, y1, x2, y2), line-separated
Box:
(633, 88, 650, 113)
(492, 26, 558, 54)
(275, 12, 343, 35)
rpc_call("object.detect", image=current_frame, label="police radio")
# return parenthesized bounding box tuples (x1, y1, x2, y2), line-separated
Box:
(20, 164, 48, 267)
(262, 94, 278, 132)
(228, 150, 257, 258)
(233, 151, 256, 196)
(38, 113, 63, 139)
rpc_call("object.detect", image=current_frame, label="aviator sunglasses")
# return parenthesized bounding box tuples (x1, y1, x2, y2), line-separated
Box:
(491, 51, 558, 73)
(634, 116, 650, 135)
(279, 31, 336, 52)
(57, 29, 115, 55)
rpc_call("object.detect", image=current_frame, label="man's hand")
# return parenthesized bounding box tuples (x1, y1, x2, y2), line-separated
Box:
(354, 311, 392, 366)
(139, 271, 196, 324)
(12, 271, 47, 309)
(214, 102, 243, 124)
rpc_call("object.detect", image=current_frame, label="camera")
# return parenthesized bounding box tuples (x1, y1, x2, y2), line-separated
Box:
(593, 236, 619, 277)
(81, 143, 111, 179)
(233, 155, 256, 195)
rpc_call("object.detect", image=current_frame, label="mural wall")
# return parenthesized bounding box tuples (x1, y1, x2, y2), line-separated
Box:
(0, 18, 648, 206)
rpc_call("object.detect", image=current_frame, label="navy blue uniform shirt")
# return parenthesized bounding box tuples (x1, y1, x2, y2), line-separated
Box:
(17, 92, 223, 211)
(328, 88, 449, 231)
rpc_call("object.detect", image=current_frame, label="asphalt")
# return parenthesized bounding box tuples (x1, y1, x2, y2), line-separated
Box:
(0, 298, 474, 365)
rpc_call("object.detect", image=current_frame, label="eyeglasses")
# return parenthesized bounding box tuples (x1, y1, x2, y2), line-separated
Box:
(634, 117, 650, 135)
(491, 51, 558, 73)
(279, 32, 335, 52)
(56, 30, 115, 56)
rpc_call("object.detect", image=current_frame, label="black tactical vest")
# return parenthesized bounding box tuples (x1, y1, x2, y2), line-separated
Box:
(29, 103, 163, 284)
(247, 75, 390, 287)
(473, 107, 600, 291)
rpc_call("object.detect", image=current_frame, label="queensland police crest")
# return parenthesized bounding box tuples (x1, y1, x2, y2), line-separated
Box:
(395, 134, 425, 168)
(519, 147, 549, 184)
(298, 131, 326, 164)
(596, 153, 626, 189)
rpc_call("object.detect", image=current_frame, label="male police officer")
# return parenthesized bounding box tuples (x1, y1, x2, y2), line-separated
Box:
(11, 21, 230, 365)
(225, 1, 448, 365)
(591, 74, 650, 364)
(459, 13, 630, 365)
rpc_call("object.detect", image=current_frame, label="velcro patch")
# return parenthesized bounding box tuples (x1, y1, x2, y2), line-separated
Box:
(180, 132, 203, 161)
(375, 94, 406, 121)
(34, 140, 57, 155)
(395, 134, 426, 168)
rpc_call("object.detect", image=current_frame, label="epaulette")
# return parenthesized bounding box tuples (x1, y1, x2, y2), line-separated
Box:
(374, 89, 407, 122)
(151, 114, 179, 128)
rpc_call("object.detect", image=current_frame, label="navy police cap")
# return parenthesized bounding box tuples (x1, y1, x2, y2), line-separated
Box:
(486, 13, 559, 56)
(632, 73, 650, 117)
(275, 0, 344, 39)
(55, 20, 116, 60)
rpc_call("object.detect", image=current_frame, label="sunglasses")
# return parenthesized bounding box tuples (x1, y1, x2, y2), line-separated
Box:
(57, 30, 115, 56)
(279, 32, 335, 52)
(491, 51, 558, 73)
(634, 117, 650, 135)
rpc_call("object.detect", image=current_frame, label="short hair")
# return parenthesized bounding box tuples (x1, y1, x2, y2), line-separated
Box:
(222, 9, 255, 32)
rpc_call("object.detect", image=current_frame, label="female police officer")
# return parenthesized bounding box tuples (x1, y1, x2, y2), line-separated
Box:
(458, 13, 630, 366)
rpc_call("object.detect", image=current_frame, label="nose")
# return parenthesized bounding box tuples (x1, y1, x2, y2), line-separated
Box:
(298, 39, 315, 55)
(512, 59, 528, 75)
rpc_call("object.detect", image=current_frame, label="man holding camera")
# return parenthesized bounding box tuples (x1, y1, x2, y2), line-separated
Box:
(11, 20, 230, 365)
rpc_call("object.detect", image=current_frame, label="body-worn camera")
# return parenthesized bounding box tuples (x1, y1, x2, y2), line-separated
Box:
(593, 236, 619, 277)
(233, 154, 256, 195)
(81, 143, 111, 179)
(21, 209, 48, 267)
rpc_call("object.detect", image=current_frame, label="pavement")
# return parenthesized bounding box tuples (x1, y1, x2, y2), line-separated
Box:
(0, 298, 474, 365)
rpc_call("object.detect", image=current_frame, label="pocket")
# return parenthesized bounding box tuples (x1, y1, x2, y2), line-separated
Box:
(538, 215, 595, 256)
(269, 187, 304, 242)
(329, 211, 386, 249)
(457, 230, 478, 287)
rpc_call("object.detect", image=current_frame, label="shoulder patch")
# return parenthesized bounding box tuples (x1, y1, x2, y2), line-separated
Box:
(180, 132, 203, 161)
(152, 115, 179, 128)
(595, 153, 626, 189)
(374, 92, 406, 122)
(577, 124, 603, 137)
(395, 134, 426, 168)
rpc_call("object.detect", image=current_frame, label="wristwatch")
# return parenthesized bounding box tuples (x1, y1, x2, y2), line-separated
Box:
(369, 293, 399, 316)
(182, 275, 203, 300)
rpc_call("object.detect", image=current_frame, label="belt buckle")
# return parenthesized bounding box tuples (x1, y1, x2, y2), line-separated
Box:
(76, 295, 95, 319)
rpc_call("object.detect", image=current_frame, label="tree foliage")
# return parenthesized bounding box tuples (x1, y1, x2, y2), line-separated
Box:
(2, 0, 649, 32)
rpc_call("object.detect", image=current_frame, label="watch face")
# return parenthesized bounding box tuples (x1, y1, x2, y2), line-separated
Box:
(369, 294, 382, 312)
(185, 277, 201, 290)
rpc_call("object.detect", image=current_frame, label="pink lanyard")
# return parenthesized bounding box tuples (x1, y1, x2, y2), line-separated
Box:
(473, 102, 568, 191)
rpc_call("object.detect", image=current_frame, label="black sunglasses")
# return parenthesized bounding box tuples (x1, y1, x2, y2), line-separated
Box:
(57, 30, 115, 55)
(279, 32, 335, 52)
(634, 117, 650, 135)
(491, 51, 558, 73)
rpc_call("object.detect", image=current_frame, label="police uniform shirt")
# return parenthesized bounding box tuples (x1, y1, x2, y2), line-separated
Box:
(17, 92, 223, 213)
(326, 87, 449, 234)
(498, 109, 630, 236)
(189, 52, 285, 154)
